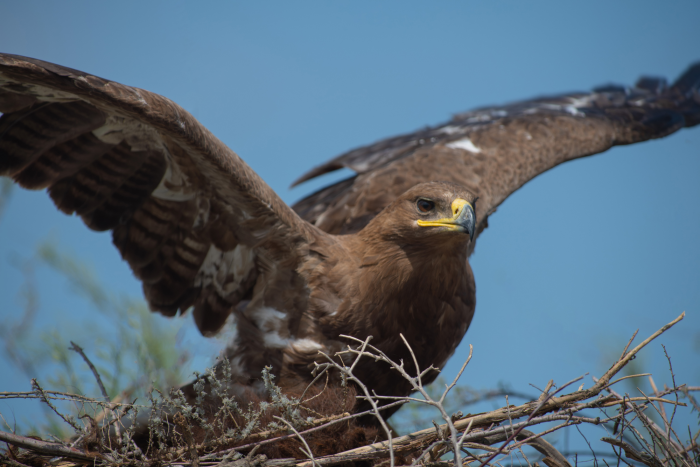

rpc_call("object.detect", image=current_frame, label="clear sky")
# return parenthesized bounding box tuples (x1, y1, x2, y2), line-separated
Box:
(0, 0, 698, 453)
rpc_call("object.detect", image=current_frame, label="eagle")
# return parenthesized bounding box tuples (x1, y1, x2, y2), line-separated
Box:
(1, 53, 699, 416)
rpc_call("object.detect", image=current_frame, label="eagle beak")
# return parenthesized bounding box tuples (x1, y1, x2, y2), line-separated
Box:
(417, 198, 476, 241)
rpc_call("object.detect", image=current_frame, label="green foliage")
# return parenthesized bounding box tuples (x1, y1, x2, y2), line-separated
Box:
(1, 240, 193, 437)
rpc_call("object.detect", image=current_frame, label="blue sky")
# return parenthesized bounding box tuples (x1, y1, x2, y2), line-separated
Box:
(0, 0, 698, 451)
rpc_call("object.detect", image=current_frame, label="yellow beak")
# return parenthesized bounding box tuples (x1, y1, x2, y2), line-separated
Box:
(417, 198, 476, 240)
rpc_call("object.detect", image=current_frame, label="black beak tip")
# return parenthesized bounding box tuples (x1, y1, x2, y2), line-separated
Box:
(465, 205, 476, 242)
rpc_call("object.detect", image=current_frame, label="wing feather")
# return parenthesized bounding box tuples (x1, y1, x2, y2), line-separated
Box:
(0, 53, 317, 337)
(293, 64, 700, 242)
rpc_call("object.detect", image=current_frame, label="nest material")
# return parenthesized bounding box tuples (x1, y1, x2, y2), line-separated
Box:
(1, 313, 698, 467)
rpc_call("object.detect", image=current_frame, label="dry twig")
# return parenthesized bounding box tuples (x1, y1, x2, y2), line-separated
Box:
(1, 312, 696, 467)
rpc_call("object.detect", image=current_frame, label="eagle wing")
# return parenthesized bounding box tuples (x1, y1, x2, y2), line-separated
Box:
(292, 64, 700, 245)
(0, 53, 318, 337)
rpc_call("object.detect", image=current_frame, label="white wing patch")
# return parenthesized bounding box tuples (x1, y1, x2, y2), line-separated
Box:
(263, 331, 290, 349)
(248, 307, 323, 353)
(196, 244, 256, 296)
(253, 306, 291, 349)
(439, 125, 463, 135)
(446, 138, 482, 153)
(150, 161, 196, 202)
(539, 103, 585, 117)
(93, 115, 166, 151)
(524, 96, 591, 118)
(290, 338, 323, 353)
(566, 95, 593, 109)
(0, 75, 78, 102)
(254, 306, 286, 330)
(92, 115, 196, 202)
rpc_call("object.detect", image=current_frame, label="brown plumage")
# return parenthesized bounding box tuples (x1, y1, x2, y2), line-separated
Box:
(1, 54, 699, 420)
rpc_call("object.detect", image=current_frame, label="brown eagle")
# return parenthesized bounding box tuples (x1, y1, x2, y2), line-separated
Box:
(1, 53, 698, 412)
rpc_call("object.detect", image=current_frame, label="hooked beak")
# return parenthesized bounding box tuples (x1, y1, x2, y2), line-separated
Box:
(417, 198, 476, 241)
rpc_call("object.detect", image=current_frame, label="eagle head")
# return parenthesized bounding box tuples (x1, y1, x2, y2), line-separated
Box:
(362, 181, 477, 246)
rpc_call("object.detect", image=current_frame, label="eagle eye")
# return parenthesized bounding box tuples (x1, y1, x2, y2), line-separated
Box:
(417, 199, 435, 213)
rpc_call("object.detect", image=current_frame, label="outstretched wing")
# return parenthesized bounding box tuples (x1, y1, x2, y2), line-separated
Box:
(293, 64, 700, 245)
(0, 53, 317, 336)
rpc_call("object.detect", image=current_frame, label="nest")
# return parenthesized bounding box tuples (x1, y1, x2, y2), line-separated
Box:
(1, 313, 698, 467)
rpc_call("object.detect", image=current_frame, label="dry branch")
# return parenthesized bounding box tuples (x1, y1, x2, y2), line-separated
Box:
(0, 430, 111, 462)
(1, 312, 697, 467)
(292, 313, 688, 467)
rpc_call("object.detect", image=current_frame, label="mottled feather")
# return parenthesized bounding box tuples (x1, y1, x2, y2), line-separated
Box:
(1, 53, 698, 413)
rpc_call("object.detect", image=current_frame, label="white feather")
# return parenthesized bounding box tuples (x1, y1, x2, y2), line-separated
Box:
(446, 138, 482, 153)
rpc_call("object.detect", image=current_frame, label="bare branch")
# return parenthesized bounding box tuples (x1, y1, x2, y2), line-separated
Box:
(31, 378, 82, 432)
(0, 430, 112, 462)
(274, 416, 318, 467)
(2, 311, 694, 467)
(68, 341, 110, 403)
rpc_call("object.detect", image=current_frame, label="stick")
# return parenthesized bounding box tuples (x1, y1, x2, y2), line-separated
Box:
(69, 340, 122, 444)
(0, 430, 110, 462)
(69, 341, 110, 404)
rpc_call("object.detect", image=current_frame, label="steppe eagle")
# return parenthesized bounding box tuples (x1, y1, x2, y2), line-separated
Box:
(1, 53, 698, 412)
